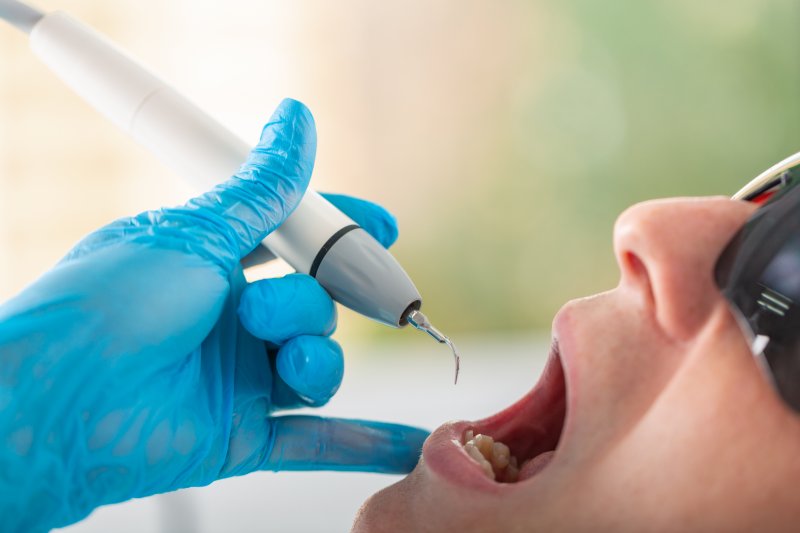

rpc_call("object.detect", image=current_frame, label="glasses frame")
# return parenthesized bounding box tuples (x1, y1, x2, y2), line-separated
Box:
(718, 150, 800, 411)
(733, 151, 800, 201)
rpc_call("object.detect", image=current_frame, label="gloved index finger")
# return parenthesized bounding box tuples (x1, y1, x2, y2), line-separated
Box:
(184, 98, 317, 262)
(260, 415, 429, 474)
(322, 194, 399, 249)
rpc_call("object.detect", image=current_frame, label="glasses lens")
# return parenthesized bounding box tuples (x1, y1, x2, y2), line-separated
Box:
(715, 166, 800, 411)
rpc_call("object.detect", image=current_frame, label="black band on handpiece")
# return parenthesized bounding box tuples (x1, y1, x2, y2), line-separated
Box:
(309, 224, 360, 277)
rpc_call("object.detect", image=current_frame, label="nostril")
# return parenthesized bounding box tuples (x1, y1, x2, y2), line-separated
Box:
(622, 251, 655, 307)
(624, 251, 646, 277)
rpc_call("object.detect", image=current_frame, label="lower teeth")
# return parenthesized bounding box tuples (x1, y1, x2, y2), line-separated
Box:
(460, 429, 520, 482)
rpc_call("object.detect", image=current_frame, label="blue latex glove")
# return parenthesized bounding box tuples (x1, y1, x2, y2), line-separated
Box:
(0, 99, 428, 532)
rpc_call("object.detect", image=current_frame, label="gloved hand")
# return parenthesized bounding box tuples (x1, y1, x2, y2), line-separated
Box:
(0, 99, 428, 532)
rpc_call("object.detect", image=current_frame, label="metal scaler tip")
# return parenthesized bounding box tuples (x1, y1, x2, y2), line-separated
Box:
(406, 309, 461, 384)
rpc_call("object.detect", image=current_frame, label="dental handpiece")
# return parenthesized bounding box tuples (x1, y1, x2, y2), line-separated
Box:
(0, 1, 460, 382)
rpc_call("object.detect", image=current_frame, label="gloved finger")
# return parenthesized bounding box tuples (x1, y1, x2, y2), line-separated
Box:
(182, 98, 316, 264)
(238, 273, 336, 345)
(261, 415, 429, 474)
(240, 193, 398, 268)
(270, 336, 344, 408)
(322, 193, 399, 248)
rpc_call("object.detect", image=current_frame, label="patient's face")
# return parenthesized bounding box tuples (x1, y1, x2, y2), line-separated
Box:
(354, 197, 800, 532)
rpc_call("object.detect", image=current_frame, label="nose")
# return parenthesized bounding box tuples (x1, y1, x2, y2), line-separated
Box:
(613, 196, 758, 340)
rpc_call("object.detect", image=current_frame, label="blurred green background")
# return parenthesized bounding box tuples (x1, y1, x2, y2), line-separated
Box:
(391, 0, 800, 336)
(1, 0, 798, 340)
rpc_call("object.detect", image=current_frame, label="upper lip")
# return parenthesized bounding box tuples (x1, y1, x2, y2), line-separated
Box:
(422, 324, 571, 490)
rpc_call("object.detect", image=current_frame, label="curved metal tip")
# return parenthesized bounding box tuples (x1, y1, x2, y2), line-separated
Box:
(451, 342, 461, 385)
(407, 309, 461, 385)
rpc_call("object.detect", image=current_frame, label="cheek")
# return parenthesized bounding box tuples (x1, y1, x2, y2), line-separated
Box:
(581, 310, 800, 528)
(558, 292, 685, 459)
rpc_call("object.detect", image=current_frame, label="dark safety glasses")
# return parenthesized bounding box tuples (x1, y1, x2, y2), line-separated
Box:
(715, 151, 800, 412)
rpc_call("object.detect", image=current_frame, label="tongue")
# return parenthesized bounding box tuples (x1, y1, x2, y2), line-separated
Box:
(518, 450, 555, 482)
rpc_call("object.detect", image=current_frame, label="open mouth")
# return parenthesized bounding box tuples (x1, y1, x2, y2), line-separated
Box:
(422, 339, 568, 488)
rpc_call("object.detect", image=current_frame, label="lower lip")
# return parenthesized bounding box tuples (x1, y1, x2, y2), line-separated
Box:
(422, 343, 565, 491)
(422, 421, 513, 492)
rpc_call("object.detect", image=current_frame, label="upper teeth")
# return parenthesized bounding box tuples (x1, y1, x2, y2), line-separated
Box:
(461, 429, 519, 482)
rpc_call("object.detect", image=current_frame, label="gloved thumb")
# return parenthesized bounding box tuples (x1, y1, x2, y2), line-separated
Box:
(182, 98, 317, 267)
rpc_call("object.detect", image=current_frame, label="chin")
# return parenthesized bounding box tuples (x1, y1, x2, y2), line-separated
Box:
(352, 472, 416, 533)
(352, 465, 494, 533)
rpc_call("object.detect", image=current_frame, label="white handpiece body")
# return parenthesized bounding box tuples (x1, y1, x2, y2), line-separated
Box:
(28, 11, 422, 327)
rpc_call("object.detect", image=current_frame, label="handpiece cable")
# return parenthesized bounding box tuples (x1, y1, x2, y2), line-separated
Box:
(0, 0, 42, 34)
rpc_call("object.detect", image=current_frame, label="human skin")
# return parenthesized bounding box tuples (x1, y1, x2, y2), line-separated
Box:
(354, 196, 800, 532)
